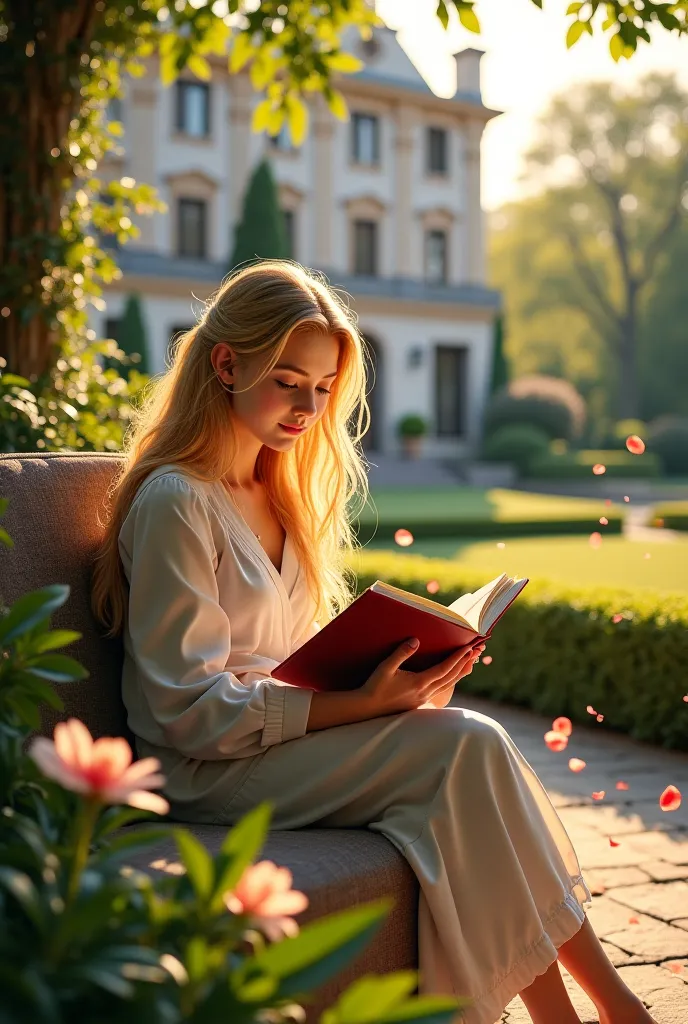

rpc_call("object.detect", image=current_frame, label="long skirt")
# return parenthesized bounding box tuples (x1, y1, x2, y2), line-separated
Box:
(162, 706, 591, 1024)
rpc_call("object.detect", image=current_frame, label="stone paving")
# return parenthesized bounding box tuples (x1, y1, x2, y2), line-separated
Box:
(449, 695, 688, 1024)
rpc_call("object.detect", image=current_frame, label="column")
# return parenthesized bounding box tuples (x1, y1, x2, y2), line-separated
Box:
(464, 119, 485, 284)
(228, 73, 253, 227)
(313, 95, 335, 269)
(394, 103, 414, 278)
(128, 84, 158, 249)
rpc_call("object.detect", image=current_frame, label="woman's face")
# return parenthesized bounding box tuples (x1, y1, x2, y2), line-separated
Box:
(215, 328, 340, 450)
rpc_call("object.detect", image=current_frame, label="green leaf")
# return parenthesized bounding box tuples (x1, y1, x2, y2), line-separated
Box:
(174, 828, 214, 900)
(326, 89, 349, 122)
(187, 54, 212, 81)
(0, 867, 45, 931)
(0, 374, 31, 387)
(94, 805, 158, 839)
(435, 1, 449, 31)
(97, 826, 172, 864)
(286, 93, 308, 148)
(23, 653, 88, 683)
(327, 52, 364, 74)
(566, 20, 586, 48)
(29, 629, 82, 654)
(229, 31, 256, 74)
(210, 801, 272, 912)
(0, 526, 14, 548)
(6, 693, 42, 731)
(609, 31, 624, 61)
(252, 98, 275, 134)
(247, 899, 392, 993)
(566, 2, 583, 12)
(329, 972, 419, 1019)
(530, 0, 543, 7)
(458, 6, 481, 33)
(0, 586, 70, 645)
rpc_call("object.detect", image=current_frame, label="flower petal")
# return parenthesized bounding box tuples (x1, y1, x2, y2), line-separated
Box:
(118, 757, 163, 784)
(659, 785, 681, 812)
(54, 718, 93, 771)
(125, 790, 170, 815)
(90, 736, 132, 780)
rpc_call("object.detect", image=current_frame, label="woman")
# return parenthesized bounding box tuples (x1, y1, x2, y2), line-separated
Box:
(92, 260, 654, 1024)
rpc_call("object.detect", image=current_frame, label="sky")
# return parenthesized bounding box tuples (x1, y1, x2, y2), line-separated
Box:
(376, 0, 688, 211)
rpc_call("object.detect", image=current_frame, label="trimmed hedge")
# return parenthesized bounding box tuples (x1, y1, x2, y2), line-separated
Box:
(348, 549, 688, 750)
(649, 502, 688, 531)
(353, 514, 623, 544)
(528, 449, 662, 479)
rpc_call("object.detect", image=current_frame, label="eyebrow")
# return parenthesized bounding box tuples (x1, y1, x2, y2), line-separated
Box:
(273, 362, 338, 379)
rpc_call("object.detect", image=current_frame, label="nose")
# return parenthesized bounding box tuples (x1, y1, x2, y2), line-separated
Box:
(292, 390, 318, 418)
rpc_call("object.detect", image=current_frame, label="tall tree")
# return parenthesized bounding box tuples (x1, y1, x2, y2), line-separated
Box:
(117, 293, 150, 376)
(521, 72, 688, 420)
(229, 161, 289, 271)
(489, 313, 509, 395)
(0, 1, 685, 383)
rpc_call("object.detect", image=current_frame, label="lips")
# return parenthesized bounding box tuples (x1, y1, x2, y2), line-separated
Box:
(279, 423, 305, 434)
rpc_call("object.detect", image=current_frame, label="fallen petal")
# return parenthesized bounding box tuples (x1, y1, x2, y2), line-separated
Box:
(612, 614, 623, 623)
(596, 714, 604, 722)
(394, 528, 414, 547)
(616, 781, 629, 791)
(659, 785, 682, 812)
(592, 464, 606, 475)
(609, 837, 621, 847)
(629, 916, 640, 925)
(544, 730, 568, 752)
(626, 435, 645, 455)
(426, 580, 440, 594)
(481, 655, 493, 665)
(568, 758, 586, 773)
(589, 531, 602, 548)
(592, 791, 606, 801)
(586, 705, 597, 715)
(599, 516, 609, 526)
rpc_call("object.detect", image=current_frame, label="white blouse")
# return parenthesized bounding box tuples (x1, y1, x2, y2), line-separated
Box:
(118, 465, 319, 776)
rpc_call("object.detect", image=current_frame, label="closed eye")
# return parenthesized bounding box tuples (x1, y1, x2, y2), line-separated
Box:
(275, 380, 332, 396)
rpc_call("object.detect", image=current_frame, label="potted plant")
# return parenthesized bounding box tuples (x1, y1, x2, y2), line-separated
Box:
(398, 413, 428, 460)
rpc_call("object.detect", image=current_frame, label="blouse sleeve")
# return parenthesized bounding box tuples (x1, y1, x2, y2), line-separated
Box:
(118, 475, 313, 760)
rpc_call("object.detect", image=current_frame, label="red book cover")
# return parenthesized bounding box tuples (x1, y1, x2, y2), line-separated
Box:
(272, 581, 527, 692)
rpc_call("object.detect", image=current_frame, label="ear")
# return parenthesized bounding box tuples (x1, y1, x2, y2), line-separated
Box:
(211, 342, 237, 388)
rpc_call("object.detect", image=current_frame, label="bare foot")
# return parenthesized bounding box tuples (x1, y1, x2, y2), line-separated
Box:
(598, 997, 656, 1024)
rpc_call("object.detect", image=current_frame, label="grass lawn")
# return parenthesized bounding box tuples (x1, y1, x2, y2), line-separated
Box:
(358, 487, 620, 524)
(360, 533, 688, 594)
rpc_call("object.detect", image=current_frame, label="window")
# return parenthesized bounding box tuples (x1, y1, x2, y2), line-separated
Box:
(425, 230, 448, 284)
(175, 81, 210, 137)
(282, 209, 295, 257)
(427, 127, 448, 174)
(435, 345, 468, 437)
(178, 198, 207, 258)
(353, 219, 378, 276)
(352, 113, 380, 165)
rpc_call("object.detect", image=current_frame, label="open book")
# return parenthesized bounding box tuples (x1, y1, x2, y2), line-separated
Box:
(272, 573, 528, 693)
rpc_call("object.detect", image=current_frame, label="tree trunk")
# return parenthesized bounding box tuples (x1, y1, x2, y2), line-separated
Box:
(616, 292, 639, 420)
(0, 1, 98, 382)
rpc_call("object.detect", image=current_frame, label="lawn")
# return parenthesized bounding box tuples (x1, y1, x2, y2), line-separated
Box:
(358, 487, 620, 523)
(360, 533, 688, 594)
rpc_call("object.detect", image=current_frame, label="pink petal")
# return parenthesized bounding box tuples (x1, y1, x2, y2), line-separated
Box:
(616, 781, 629, 791)
(592, 791, 606, 801)
(118, 757, 163, 784)
(552, 717, 572, 737)
(659, 785, 681, 812)
(568, 758, 586, 773)
(609, 837, 620, 847)
(625, 435, 645, 455)
(589, 531, 602, 548)
(90, 737, 132, 781)
(29, 737, 92, 794)
(258, 890, 309, 917)
(592, 464, 606, 475)
(426, 580, 440, 594)
(108, 772, 166, 799)
(54, 718, 93, 771)
(125, 790, 170, 815)
(394, 529, 413, 547)
(544, 730, 568, 752)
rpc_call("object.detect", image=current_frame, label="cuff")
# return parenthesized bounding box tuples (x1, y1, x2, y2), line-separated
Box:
(262, 681, 313, 748)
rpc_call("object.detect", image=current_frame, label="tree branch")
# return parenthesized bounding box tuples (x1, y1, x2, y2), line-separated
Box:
(642, 153, 688, 284)
(562, 225, 623, 344)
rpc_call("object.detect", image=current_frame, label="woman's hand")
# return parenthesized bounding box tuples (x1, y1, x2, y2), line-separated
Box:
(420, 644, 485, 709)
(360, 637, 486, 717)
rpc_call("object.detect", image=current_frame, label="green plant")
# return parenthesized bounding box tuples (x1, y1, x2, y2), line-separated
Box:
(350, 548, 688, 750)
(115, 293, 151, 376)
(397, 414, 428, 439)
(527, 449, 662, 479)
(229, 160, 290, 271)
(483, 376, 586, 443)
(0, 501, 463, 1023)
(605, 418, 649, 450)
(648, 502, 688, 530)
(647, 415, 688, 475)
(480, 424, 550, 474)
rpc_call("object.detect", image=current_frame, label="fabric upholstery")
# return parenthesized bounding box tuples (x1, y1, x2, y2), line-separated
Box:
(0, 452, 419, 1018)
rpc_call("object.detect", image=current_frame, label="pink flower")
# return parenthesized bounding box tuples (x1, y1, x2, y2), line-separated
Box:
(29, 718, 169, 815)
(225, 860, 309, 942)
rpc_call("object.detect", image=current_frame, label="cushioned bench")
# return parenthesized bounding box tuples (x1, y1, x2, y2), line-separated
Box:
(0, 452, 418, 1020)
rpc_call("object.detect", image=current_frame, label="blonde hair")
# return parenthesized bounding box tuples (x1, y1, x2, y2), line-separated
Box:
(91, 260, 371, 638)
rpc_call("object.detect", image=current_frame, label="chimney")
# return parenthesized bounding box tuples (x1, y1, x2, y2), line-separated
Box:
(453, 47, 484, 99)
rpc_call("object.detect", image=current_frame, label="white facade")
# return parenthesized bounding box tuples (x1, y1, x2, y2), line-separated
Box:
(95, 24, 501, 458)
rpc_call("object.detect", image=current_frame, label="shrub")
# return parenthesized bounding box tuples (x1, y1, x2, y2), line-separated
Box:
(483, 375, 586, 443)
(648, 502, 688, 531)
(527, 449, 662, 479)
(647, 415, 688, 475)
(350, 549, 688, 750)
(604, 418, 649, 451)
(397, 414, 428, 438)
(480, 424, 550, 474)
